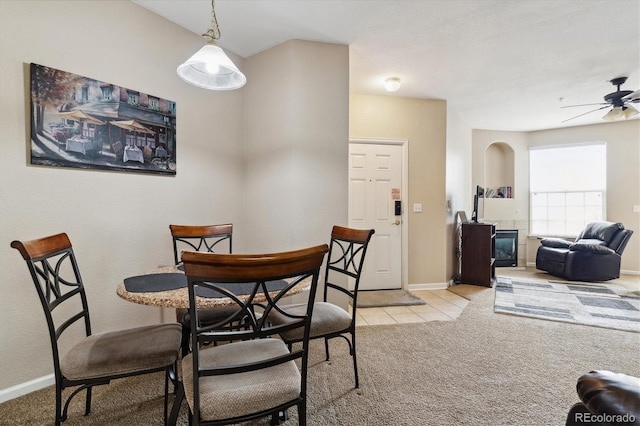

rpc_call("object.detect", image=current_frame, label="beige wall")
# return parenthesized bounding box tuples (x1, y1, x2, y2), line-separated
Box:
(243, 40, 349, 253)
(350, 94, 449, 286)
(446, 107, 473, 281)
(0, 2, 350, 396)
(472, 121, 640, 273)
(0, 1, 246, 393)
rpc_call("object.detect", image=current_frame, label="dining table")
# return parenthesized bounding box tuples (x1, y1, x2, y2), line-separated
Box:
(116, 264, 312, 425)
(117, 265, 312, 309)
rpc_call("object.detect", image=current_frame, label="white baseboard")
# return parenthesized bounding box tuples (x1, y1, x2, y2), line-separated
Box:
(0, 374, 54, 403)
(407, 282, 448, 291)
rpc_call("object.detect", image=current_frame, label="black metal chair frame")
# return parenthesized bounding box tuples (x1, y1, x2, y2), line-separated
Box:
(11, 234, 177, 425)
(181, 245, 328, 425)
(280, 226, 375, 389)
(170, 223, 235, 355)
(170, 223, 233, 265)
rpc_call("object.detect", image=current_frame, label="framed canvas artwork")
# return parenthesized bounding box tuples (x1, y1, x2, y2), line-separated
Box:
(29, 63, 177, 175)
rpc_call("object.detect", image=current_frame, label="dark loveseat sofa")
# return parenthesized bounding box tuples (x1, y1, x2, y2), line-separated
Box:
(536, 221, 633, 281)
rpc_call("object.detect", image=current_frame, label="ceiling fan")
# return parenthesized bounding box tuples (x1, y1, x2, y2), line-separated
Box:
(562, 77, 640, 123)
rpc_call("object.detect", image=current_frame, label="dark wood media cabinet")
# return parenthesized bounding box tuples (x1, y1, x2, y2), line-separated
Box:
(461, 222, 496, 287)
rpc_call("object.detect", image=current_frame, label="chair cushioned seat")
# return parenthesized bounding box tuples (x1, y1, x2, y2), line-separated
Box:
(271, 302, 352, 342)
(181, 339, 301, 421)
(175, 305, 242, 326)
(61, 323, 182, 381)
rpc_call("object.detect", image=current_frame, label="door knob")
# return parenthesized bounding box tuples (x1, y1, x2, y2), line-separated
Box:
(392, 220, 401, 225)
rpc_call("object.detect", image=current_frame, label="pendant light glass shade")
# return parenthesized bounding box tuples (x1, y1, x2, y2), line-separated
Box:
(177, 42, 246, 91)
(602, 105, 639, 121)
(602, 107, 624, 121)
(623, 105, 639, 119)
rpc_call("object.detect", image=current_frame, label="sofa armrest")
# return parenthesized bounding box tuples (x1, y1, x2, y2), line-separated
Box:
(540, 238, 572, 249)
(569, 243, 615, 255)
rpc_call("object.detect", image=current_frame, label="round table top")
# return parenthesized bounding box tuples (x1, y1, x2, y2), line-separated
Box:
(117, 265, 311, 309)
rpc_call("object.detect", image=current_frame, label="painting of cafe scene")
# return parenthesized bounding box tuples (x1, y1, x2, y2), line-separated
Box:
(30, 63, 177, 175)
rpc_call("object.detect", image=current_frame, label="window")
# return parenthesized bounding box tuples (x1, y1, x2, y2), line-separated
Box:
(81, 85, 89, 103)
(149, 96, 159, 111)
(127, 91, 139, 106)
(529, 143, 606, 237)
(101, 85, 113, 102)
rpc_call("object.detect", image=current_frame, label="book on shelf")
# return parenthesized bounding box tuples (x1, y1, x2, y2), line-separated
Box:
(484, 186, 512, 198)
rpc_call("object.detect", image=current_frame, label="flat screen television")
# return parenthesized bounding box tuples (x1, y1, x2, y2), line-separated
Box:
(471, 185, 484, 223)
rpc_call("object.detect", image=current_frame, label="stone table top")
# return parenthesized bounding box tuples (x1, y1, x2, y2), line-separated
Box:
(117, 265, 311, 309)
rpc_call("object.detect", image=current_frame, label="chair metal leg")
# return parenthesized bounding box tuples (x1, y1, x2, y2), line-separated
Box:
(324, 337, 330, 361)
(181, 326, 190, 356)
(55, 383, 63, 426)
(299, 401, 307, 426)
(351, 331, 359, 388)
(169, 380, 185, 426)
(164, 368, 170, 426)
(84, 386, 92, 416)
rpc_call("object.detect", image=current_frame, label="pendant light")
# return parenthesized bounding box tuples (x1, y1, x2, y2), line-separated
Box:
(177, 0, 246, 91)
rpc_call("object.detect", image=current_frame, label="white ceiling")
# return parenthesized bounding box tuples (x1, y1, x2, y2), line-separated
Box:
(133, 0, 640, 132)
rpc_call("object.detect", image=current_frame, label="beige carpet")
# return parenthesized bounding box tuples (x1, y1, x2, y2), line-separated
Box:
(2, 272, 639, 425)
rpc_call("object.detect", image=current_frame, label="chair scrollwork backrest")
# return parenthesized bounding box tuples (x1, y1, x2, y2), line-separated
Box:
(169, 223, 232, 265)
(180, 244, 328, 425)
(11, 233, 92, 374)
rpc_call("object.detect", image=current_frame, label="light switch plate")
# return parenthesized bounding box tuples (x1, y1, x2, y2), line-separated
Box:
(633, 205, 640, 213)
(413, 203, 422, 213)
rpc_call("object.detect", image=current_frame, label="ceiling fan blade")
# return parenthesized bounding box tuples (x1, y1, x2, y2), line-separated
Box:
(622, 90, 640, 102)
(561, 103, 608, 108)
(562, 105, 610, 123)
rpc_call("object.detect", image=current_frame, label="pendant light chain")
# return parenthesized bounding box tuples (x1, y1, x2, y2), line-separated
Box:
(202, 0, 221, 42)
(176, 0, 246, 90)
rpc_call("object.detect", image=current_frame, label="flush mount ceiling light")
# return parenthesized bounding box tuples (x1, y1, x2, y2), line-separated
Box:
(176, 0, 246, 91)
(384, 77, 401, 92)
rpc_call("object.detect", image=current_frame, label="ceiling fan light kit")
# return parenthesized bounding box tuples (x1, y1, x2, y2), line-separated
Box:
(177, 0, 246, 91)
(562, 76, 639, 123)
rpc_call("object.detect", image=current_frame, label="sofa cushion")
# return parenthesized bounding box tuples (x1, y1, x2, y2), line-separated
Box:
(569, 243, 615, 254)
(579, 222, 624, 245)
(575, 239, 608, 247)
(540, 238, 572, 249)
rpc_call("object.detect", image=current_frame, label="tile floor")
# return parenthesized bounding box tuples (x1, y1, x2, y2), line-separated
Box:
(352, 289, 470, 326)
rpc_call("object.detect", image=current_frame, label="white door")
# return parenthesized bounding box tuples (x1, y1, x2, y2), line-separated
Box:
(348, 142, 403, 290)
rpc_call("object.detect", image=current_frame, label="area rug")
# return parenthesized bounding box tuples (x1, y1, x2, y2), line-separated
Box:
(494, 276, 640, 333)
(355, 289, 426, 307)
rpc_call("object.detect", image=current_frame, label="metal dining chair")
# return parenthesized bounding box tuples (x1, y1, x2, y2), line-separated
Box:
(269, 226, 375, 388)
(169, 224, 239, 355)
(180, 244, 328, 425)
(10, 233, 182, 425)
